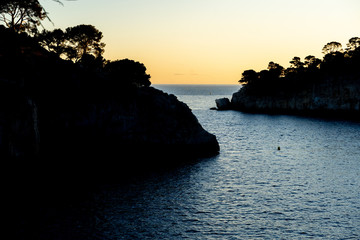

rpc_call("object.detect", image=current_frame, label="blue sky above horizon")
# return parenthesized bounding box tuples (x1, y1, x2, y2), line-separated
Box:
(40, 0, 360, 84)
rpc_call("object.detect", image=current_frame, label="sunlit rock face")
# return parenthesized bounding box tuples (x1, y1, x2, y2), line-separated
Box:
(231, 76, 360, 118)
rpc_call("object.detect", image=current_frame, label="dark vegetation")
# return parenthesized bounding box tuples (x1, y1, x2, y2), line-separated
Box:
(238, 39, 360, 96)
(0, 0, 48, 34)
(0, 25, 151, 105)
(37, 24, 106, 62)
(0, 0, 218, 163)
(0, 0, 159, 161)
(1, 2, 219, 239)
(0, 1, 153, 237)
(0, 0, 151, 97)
(0, 24, 152, 160)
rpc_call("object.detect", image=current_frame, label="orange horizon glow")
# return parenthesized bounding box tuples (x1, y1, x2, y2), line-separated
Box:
(40, 0, 360, 84)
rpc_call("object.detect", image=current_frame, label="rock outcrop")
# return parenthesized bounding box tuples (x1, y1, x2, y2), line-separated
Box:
(0, 27, 219, 179)
(0, 87, 219, 161)
(231, 75, 360, 119)
(215, 98, 231, 110)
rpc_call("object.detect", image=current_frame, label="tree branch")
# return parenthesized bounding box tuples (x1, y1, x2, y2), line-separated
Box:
(14, 7, 25, 27)
(0, 13, 11, 28)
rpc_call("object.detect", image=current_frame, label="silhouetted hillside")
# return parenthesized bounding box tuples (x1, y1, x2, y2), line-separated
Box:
(0, 26, 219, 175)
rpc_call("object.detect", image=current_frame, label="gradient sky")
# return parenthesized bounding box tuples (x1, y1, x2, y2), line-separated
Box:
(39, 0, 360, 84)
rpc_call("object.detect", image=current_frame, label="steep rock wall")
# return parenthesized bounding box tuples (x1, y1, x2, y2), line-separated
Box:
(231, 76, 360, 118)
(1, 87, 219, 166)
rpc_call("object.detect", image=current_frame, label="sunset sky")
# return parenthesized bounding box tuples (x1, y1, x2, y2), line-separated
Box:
(40, 0, 360, 84)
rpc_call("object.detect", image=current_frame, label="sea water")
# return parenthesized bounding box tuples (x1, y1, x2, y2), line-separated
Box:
(52, 85, 360, 239)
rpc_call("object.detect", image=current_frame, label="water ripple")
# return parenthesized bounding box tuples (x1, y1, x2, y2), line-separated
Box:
(70, 90, 360, 239)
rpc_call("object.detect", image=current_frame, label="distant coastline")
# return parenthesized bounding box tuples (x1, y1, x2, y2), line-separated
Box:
(154, 84, 239, 96)
(216, 38, 360, 120)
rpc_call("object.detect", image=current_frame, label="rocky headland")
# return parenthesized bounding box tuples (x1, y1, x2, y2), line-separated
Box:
(0, 27, 219, 179)
(0, 26, 220, 240)
(230, 74, 360, 118)
(216, 38, 360, 120)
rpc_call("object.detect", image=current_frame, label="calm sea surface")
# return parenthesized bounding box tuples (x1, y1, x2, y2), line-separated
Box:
(80, 85, 360, 239)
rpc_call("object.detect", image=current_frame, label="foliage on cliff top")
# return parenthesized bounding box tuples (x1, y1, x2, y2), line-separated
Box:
(0, 25, 151, 105)
(37, 25, 106, 62)
(0, 0, 151, 99)
(0, 0, 47, 34)
(239, 38, 360, 96)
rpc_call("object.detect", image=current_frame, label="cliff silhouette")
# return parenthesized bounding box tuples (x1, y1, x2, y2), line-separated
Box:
(1, 3, 219, 238)
(225, 38, 360, 119)
(0, 26, 219, 179)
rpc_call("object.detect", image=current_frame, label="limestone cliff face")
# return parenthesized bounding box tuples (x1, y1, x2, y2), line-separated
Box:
(231, 76, 360, 118)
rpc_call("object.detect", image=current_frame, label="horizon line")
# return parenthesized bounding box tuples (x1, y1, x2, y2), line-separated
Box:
(152, 83, 239, 85)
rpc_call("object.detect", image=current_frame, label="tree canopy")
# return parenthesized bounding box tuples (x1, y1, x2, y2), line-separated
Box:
(347, 37, 360, 51)
(105, 59, 151, 88)
(38, 24, 106, 62)
(0, 0, 152, 96)
(304, 55, 321, 69)
(239, 69, 258, 85)
(267, 61, 284, 78)
(65, 24, 105, 61)
(238, 37, 360, 95)
(289, 57, 304, 69)
(37, 28, 68, 57)
(0, 0, 47, 34)
(322, 41, 343, 55)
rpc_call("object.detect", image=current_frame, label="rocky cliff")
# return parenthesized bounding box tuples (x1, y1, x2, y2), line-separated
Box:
(230, 75, 360, 119)
(0, 86, 219, 162)
(0, 28, 219, 179)
(3, 85, 220, 239)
